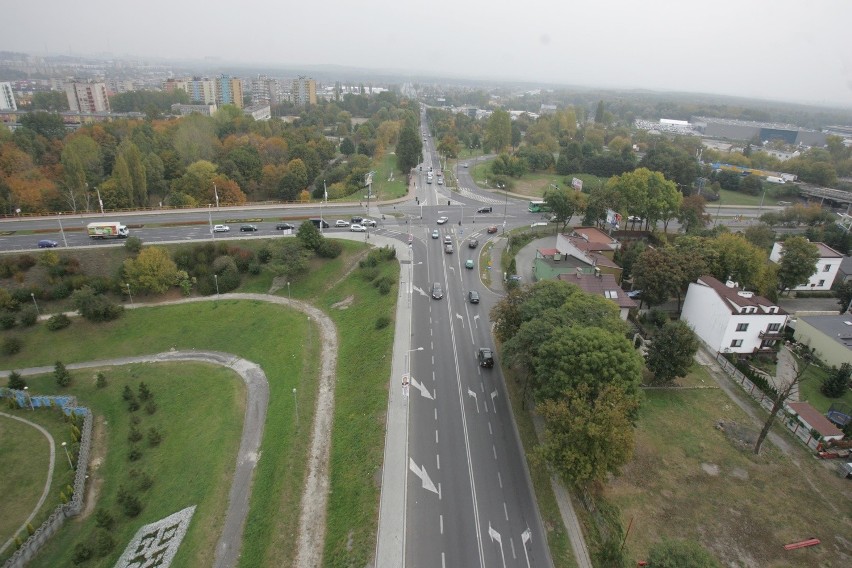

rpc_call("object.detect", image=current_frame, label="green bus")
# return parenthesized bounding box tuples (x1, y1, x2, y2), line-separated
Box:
(528, 200, 551, 213)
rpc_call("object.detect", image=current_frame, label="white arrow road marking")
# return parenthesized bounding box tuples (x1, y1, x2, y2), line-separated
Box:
(467, 388, 479, 412)
(412, 285, 429, 298)
(409, 458, 438, 494)
(473, 314, 480, 328)
(410, 377, 434, 399)
(491, 390, 498, 413)
(521, 529, 532, 568)
(455, 313, 464, 326)
(489, 523, 507, 568)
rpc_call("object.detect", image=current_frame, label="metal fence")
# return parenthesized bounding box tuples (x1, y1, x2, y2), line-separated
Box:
(2, 393, 92, 568)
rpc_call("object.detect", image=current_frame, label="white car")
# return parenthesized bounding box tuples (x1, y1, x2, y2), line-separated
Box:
(361, 218, 377, 227)
(350, 224, 366, 232)
(212, 224, 230, 233)
(436, 216, 449, 225)
(335, 220, 350, 227)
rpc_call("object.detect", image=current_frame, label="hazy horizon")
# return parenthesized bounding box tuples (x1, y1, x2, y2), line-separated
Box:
(4, 0, 850, 108)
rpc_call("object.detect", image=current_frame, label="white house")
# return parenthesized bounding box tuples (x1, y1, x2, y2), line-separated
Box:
(681, 276, 788, 354)
(769, 241, 843, 292)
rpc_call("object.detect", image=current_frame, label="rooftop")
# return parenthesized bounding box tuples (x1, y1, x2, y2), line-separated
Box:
(798, 315, 852, 351)
(696, 275, 785, 316)
(557, 272, 636, 309)
(787, 402, 843, 438)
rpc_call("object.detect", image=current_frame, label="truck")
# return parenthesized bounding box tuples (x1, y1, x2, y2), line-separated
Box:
(87, 222, 129, 239)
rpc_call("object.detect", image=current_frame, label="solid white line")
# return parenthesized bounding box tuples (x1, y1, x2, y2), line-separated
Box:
(438, 482, 442, 500)
(498, 472, 503, 488)
(488, 422, 492, 435)
(493, 445, 497, 460)
(440, 515, 444, 534)
(504, 502, 509, 521)
(442, 552, 446, 568)
(435, 429, 439, 444)
(434, 408, 438, 420)
(437, 454, 440, 470)
(510, 536, 516, 559)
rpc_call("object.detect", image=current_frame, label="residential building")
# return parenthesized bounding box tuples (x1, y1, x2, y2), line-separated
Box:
(171, 103, 217, 117)
(0, 82, 16, 111)
(243, 104, 271, 121)
(769, 241, 843, 291)
(164, 77, 216, 105)
(557, 271, 636, 320)
(792, 315, 852, 368)
(65, 81, 110, 113)
(787, 402, 844, 444)
(681, 276, 787, 355)
(215, 75, 243, 109)
(292, 76, 316, 107)
(251, 75, 282, 105)
(838, 256, 852, 284)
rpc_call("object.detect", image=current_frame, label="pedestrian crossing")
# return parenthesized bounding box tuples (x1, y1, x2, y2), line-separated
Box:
(456, 187, 505, 205)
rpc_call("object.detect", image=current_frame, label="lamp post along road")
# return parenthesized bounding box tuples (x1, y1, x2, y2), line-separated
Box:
(126, 283, 133, 306)
(214, 274, 220, 297)
(24, 386, 34, 410)
(287, 281, 291, 304)
(30, 293, 39, 315)
(61, 441, 73, 469)
(58, 212, 68, 247)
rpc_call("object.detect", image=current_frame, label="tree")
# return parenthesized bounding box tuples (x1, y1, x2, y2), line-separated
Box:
(678, 194, 709, 234)
(268, 240, 310, 279)
(123, 247, 178, 294)
(821, 363, 851, 398)
(8, 370, 26, 390)
(19, 112, 67, 140)
(296, 218, 323, 252)
(536, 384, 638, 485)
(835, 280, 852, 314)
(775, 236, 820, 294)
(54, 361, 72, 387)
(743, 223, 776, 251)
(278, 158, 308, 201)
(560, 291, 626, 336)
(594, 100, 605, 124)
(340, 137, 355, 156)
(647, 539, 721, 568)
(395, 124, 422, 173)
(484, 109, 511, 153)
(754, 347, 812, 454)
(646, 321, 699, 385)
(71, 286, 123, 322)
(544, 186, 586, 232)
(632, 247, 680, 308)
(708, 233, 773, 294)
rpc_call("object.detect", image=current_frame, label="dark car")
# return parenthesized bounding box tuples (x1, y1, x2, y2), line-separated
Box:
(487, 225, 498, 234)
(468, 290, 480, 304)
(275, 223, 294, 231)
(38, 239, 59, 248)
(350, 216, 363, 225)
(468, 239, 479, 249)
(476, 206, 492, 214)
(431, 282, 443, 299)
(240, 225, 258, 232)
(478, 348, 494, 368)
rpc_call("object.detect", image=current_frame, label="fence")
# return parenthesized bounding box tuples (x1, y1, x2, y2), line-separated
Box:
(2, 392, 92, 568)
(713, 353, 820, 451)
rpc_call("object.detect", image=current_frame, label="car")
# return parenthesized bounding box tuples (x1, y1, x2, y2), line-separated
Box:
(465, 259, 474, 269)
(407, 234, 414, 244)
(350, 216, 363, 225)
(444, 234, 453, 244)
(476, 206, 492, 214)
(462, 163, 469, 168)
(240, 225, 258, 232)
(437, 216, 449, 225)
(445, 243, 453, 254)
(275, 223, 294, 231)
(437, 178, 443, 185)
(627, 215, 643, 222)
(431, 229, 440, 239)
(431, 282, 443, 299)
(626, 289, 642, 299)
(468, 238, 479, 248)
(335, 220, 350, 227)
(477, 348, 494, 368)
(350, 224, 366, 232)
(213, 224, 230, 233)
(468, 290, 480, 304)
(361, 218, 377, 227)
(487, 225, 498, 234)
(38, 239, 59, 248)
(508, 275, 522, 283)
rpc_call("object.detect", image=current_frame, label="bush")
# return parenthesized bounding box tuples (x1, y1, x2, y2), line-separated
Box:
(18, 305, 38, 327)
(54, 361, 72, 387)
(94, 508, 114, 530)
(138, 381, 152, 401)
(145, 400, 157, 415)
(821, 363, 851, 398)
(128, 426, 143, 443)
(124, 236, 143, 254)
(71, 542, 94, 565)
(248, 262, 261, 275)
(50, 281, 73, 300)
(212, 255, 238, 275)
(2, 336, 23, 356)
(0, 311, 17, 330)
(257, 246, 272, 264)
(46, 313, 72, 331)
(117, 486, 142, 517)
(375, 275, 394, 295)
(148, 427, 162, 446)
(71, 286, 123, 322)
(93, 529, 115, 557)
(317, 239, 343, 258)
(128, 446, 142, 461)
(130, 468, 154, 491)
(95, 372, 107, 388)
(8, 370, 26, 390)
(375, 316, 391, 330)
(216, 268, 241, 293)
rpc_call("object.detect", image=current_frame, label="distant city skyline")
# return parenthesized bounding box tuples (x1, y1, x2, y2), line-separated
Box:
(3, 0, 850, 108)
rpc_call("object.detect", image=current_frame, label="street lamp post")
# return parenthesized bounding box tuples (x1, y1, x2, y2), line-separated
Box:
(58, 212, 68, 248)
(214, 183, 219, 209)
(214, 274, 219, 297)
(759, 186, 767, 216)
(30, 292, 39, 315)
(209, 208, 215, 239)
(61, 441, 73, 469)
(24, 386, 34, 410)
(126, 283, 133, 306)
(500, 183, 508, 234)
(287, 281, 291, 304)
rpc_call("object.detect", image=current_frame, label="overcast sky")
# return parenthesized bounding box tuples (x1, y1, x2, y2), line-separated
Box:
(5, 0, 851, 107)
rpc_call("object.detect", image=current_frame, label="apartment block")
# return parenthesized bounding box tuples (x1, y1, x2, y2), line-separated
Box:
(292, 76, 316, 107)
(65, 82, 110, 113)
(215, 75, 244, 109)
(0, 82, 16, 111)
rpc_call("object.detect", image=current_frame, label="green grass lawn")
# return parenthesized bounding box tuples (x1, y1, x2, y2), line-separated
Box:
(0, 407, 76, 562)
(20, 362, 243, 568)
(714, 188, 783, 207)
(797, 363, 852, 413)
(371, 153, 408, 200)
(606, 364, 851, 567)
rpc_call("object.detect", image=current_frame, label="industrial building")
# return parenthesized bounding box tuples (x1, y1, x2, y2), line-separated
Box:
(693, 116, 826, 146)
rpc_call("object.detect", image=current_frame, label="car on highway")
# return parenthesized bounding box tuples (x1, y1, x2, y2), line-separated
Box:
(407, 234, 414, 244)
(275, 223, 295, 231)
(468, 238, 478, 248)
(444, 234, 452, 244)
(431, 282, 443, 299)
(476, 206, 492, 213)
(478, 348, 494, 368)
(465, 259, 474, 269)
(487, 225, 498, 233)
(335, 220, 350, 227)
(240, 225, 258, 232)
(361, 218, 377, 227)
(445, 243, 453, 254)
(431, 229, 440, 239)
(38, 239, 59, 248)
(627, 215, 643, 222)
(350, 216, 363, 225)
(462, 163, 469, 168)
(213, 224, 230, 232)
(468, 290, 480, 304)
(350, 224, 365, 232)
(437, 216, 449, 225)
